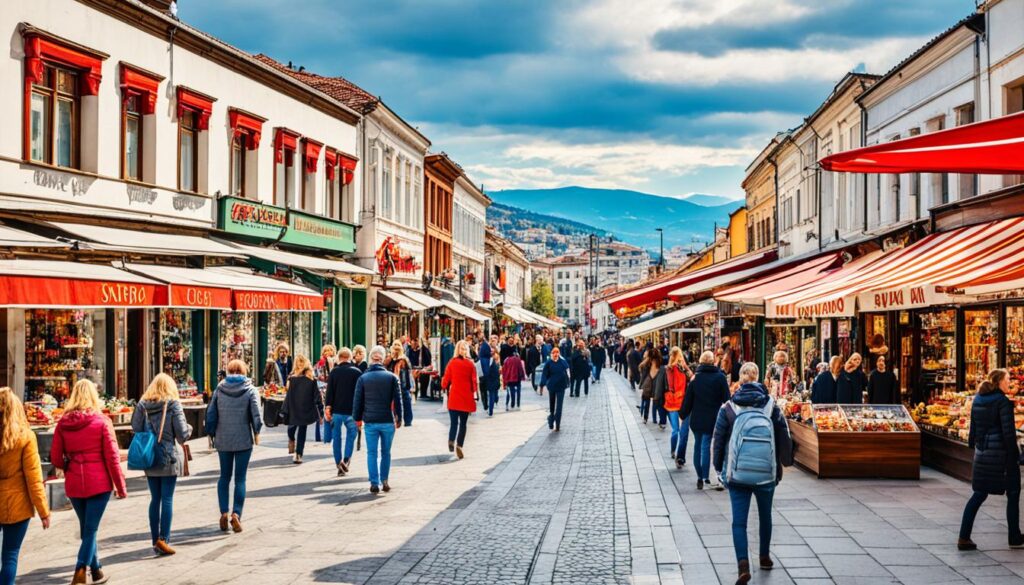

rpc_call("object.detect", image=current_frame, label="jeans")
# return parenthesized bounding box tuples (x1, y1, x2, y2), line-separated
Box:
(506, 382, 522, 408)
(728, 483, 776, 563)
(654, 405, 667, 425)
(365, 422, 396, 487)
(571, 377, 588, 397)
(692, 431, 713, 481)
(69, 492, 110, 571)
(218, 449, 252, 516)
(0, 519, 29, 585)
(593, 364, 603, 382)
(449, 410, 469, 447)
(668, 411, 690, 460)
(548, 389, 566, 428)
(401, 388, 414, 426)
(146, 476, 177, 544)
(960, 490, 1022, 541)
(487, 388, 499, 415)
(640, 398, 651, 421)
(331, 414, 357, 464)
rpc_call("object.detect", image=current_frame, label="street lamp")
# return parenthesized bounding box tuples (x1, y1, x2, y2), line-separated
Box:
(655, 228, 664, 273)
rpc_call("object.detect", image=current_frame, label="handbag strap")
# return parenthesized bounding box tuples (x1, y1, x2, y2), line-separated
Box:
(157, 401, 169, 442)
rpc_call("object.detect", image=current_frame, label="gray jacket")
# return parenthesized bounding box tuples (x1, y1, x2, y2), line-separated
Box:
(210, 375, 263, 452)
(131, 399, 192, 477)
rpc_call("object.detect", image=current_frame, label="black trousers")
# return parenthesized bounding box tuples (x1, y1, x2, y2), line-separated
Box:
(416, 373, 431, 398)
(571, 376, 588, 396)
(448, 410, 469, 447)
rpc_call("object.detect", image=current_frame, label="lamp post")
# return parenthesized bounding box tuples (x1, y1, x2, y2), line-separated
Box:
(655, 228, 664, 274)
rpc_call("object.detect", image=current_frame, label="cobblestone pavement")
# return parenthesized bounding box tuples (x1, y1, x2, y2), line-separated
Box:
(16, 370, 1024, 584)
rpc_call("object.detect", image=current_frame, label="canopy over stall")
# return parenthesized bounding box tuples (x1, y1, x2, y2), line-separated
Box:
(48, 222, 243, 257)
(0, 259, 166, 307)
(671, 252, 844, 300)
(378, 290, 427, 312)
(715, 252, 845, 311)
(439, 299, 491, 322)
(619, 299, 718, 339)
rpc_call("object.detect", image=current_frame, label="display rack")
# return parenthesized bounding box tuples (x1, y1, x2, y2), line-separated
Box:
(24, 310, 101, 401)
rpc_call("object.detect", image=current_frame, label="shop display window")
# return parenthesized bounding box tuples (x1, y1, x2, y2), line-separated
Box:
(919, 309, 957, 399)
(160, 309, 196, 396)
(293, 312, 312, 359)
(269, 312, 291, 355)
(25, 309, 106, 401)
(221, 311, 255, 375)
(1007, 306, 1024, 394)
(864, 313, 889, 370)
(964, 307, 998, 391)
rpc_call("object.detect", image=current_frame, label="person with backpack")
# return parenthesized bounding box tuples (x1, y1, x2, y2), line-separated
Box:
(712, 362, 794, 585)
(207, 359, 262, 534)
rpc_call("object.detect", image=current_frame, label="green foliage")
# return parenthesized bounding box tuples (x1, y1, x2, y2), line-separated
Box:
(526, 279, 556, 318)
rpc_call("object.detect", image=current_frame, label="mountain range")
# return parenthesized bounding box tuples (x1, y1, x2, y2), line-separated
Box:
(489, 186, 743, 250)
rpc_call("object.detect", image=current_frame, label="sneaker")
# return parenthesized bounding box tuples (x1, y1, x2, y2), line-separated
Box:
(697, 479, 704, 490)
(659, 424, 666, 431)
(957, 538, 977, 551)
(293, 454, 303, 464)
(1010, 537, 1024, 549)
(710, 479, 725, 492)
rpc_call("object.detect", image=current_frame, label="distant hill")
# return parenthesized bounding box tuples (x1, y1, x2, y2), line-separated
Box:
(489, 186, 742, 250)
(487, 202, 611, 259)
(680, 193, 740, 207)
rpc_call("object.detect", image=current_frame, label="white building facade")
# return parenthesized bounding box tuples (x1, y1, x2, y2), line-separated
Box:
(452, 176, 488, 305)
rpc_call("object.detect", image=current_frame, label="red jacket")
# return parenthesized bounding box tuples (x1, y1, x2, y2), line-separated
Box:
(501, 355, 528, 384)
(51, 411, 127, 499)
(664, 365, 688, 412)
(442, 357, 478, 413)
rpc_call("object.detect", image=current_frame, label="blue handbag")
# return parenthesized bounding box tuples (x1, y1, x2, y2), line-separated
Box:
(127, 402, 167, 470)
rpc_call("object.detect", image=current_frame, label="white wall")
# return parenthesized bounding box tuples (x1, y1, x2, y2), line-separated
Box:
(980, 0, 1024, 193)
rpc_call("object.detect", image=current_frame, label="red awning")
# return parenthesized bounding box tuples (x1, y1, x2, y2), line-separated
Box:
(607, 250, 777, 313)
(208, 267, 324, 312)
(0, 260, 166, 307)
(713, 252, 845, 311)
(123, 264, 233, 310)
(820, 111, 1024, 174)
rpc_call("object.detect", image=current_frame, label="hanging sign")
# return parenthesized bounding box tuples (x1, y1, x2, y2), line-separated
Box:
(217, 196, 355, 253)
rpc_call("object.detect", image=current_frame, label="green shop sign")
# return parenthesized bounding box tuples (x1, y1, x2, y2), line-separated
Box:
(218, 196, 355, 253)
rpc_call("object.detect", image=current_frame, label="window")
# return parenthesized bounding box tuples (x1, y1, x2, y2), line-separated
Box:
(301, 138, 322, 213)
(382, 151, 393, 219)
(907, 128, 921, 218)
(395, 157, 404, 223)
(229, 132, 244, 196)
(227, 108, 264, 198)
(122, 93, 141, 180)
(414, 166, 423, 228)
(29, 65, 79, 168)
(955, 103, 977, 200)
(1005, 80, 1024, 187)
(274, 128, 300, 208)
(405, 161, 413, 226)
(369, 145, 380, 211)
(180, 110, 200, 193)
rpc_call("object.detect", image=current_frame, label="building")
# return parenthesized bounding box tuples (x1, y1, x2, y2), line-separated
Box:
(743, 133, 787, 254)
(593, 241, 650, 288)
(728, 206, 749, 258)
(452, 175, 489, 305)
(423, 153, 461, 277)
(484, 227, 531, 309)
(544, 255, 589, 324)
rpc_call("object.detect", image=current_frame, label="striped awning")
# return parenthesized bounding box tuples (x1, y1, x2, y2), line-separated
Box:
(619, 299, 717, 339)
(714, 252, 846, 313)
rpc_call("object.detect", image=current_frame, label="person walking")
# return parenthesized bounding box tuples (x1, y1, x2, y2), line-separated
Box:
(627, 341, 643, 391)
(273, 342, 293, 385)
(0, 388, 50, 585)
(526, 335, 543, 390)
(325, 347, 361, 476)
(502, 347, 527, 410)
(712, 363, 794, 585)
(207, 359, 262, 533)
(681, 351, 730, 490)
(478, 353, 501, 416)
(664, 347, 693, 468)
(591, 339, 607, 384)
(811, 356, 842, 404)
(867, 356, 900, 405)
(387, 342, 415, 427)
(638, 349, 662, 424)
(407, 338, 433, 400)
(131, 373, 192, 556)
(539, 347, 571, 432)
(313, 345, 336, 443)
(353, 346, 403, 494)
(441, 340, 478, 459)
(51, 380, 127, 585)
(283, 355, 323, 464)
(570, 340, 591, 398)
(837, 353, 867, 404)
(958, 369, 1024, 550)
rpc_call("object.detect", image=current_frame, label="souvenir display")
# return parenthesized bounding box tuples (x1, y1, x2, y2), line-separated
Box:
(24, 309, 104, 401)
(221, 311, 255, 374)
(161, 309, 198, 398)
(963, 308, 998, 391)
(919, 309, 957, 398)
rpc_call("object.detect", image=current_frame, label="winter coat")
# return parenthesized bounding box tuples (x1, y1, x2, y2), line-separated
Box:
(811, 371, 839, 404)
(680, 364, 730, 435)
(442, 357, 479, 413)
(209, 375, 262, 452)
(570, 349, 591, 378)
(663, 365, 688, 412)
(526, 346, 543, 374)
(499, 343, 516, 365)
(837, 368, 867, 404)
(542, 343, 552, 361)
(712, 382, 794, 483)
(627, 349, 643, 382)
(969, 389, 1021, 495)
(326, 362, 362, 416)
(591, 345, 607, 368)
(353, 364, 402, 424)
(867, 369, 899, 405)
(0, 431, 50, 524)
(477, 360, 501, 394)
(356, 361, 368, 373)
(51, 411, 127, 499)
(502, 354, 528, 384)
(540, 357, 571, 394)
(559, 339, 573, 361)
(406, 345, 432, 369)
(131, 400, 192, 477)
(283, 376, 324, 426)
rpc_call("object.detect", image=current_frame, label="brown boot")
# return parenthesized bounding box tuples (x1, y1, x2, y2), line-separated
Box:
(90, 568, 109, 584)
(759, 554, 774, 570)
(958, 538, 978, 551)
(230, 513, 243, 533)
(219, 513, 229, 532)
(736, 560, 751, 584)
(71, 567, 88, 584)
(382, 481, 391, 493)
(288, 440, 295, 454)
(154, 539, 176, 556)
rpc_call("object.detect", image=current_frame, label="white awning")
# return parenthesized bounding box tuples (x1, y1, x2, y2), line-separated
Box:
(503, 305, 539, 325)
(516, 306, 564, 329)
(378, 290, 427, 312)
(223, 241, 374, 276)
(399, 289, 444, 309)
(439, 299, 491, 321)
(0, 224, 67, 248)
(0, 259, 156, 283)
(206, 266, 326, 295)
(49, 222, 243, 257)
(619, 299, 717, 339)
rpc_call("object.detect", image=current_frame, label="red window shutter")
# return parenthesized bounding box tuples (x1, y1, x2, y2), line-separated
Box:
(339, 153, 358, 185)
(324, 148, 338, 181)
(302, 138, 323, 174)
(23, 32, 106, 95)
(274, 128, 300, 164)
(120, 64, 163, 115)
(176, 87, 215, 130)
(229, 109, 266, 150)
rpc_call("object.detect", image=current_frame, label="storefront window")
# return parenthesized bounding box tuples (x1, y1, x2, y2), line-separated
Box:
(25, 309, 106, 401)
(269, 313, 292, 356)
(293, 312, 312, 360)
(1007, 306, 1024, 394)
(919, 309, 957, 399)
(964, 308, 998, 391)
(220, 311, 255, 375)
(160, 309, 196, 397)
(863, 313, 889, 372)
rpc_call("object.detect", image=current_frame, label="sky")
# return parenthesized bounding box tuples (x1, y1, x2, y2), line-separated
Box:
(181, 0, 974, 200)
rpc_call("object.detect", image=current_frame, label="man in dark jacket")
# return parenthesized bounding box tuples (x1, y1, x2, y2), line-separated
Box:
(353, 346, 402, 494)
(325, 347, 362, 475)
(539, 347, 571, 431)
(811, 356, 842, 404)
(406, 337, 433, 400)
(559, 333, 573, 364)
(526, 335, 543, 390)
(711, 363, 794, 584)
(680, 352, 730, 490)
(627, 342, 643, 390)
(590, 339, 607, 384)
(569, 341, 591, 397)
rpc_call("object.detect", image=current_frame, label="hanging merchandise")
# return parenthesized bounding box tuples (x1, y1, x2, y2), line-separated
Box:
(24, 309, 105, 402)
(221, 311, 255, 375)
(160, 309, 197, 398)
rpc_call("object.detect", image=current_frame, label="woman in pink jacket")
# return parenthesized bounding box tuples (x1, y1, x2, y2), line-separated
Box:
(51, 380, 127, 585)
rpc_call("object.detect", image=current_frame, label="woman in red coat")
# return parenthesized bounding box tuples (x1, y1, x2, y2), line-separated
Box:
(52, 380, 127, 585)
(441, 340, 478, 460)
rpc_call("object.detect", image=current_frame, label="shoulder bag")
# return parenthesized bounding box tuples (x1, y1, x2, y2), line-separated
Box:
(127, 402, 168, 471)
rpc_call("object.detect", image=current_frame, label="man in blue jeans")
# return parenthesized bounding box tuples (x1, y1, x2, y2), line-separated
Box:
(325, 347, 363, 476)
(712, 363, 794, 585)
(353, 346, 403, 494)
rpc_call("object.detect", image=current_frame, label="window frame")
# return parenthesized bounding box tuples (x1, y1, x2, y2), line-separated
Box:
(29, 64, 80, 168)
(229, 130, 247, 197)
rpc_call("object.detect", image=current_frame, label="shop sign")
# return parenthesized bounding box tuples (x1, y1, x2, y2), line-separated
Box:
(0, 275, 167, 307)
(169, 285, 232, 310)
(217, 196, 355, 253)
(376, 236, 420, 277)
(857, 285, 953, 312)
(232, 290, 325, 312)
(794, 296, 854, 319)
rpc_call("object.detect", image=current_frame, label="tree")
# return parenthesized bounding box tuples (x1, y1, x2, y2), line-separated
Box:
(526, 279, 556, 318)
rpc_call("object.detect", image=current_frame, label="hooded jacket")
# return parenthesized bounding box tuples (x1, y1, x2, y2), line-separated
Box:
(51, 410, 127, 499)
(209, 375, 263, 452)
(131, 399, 192, 477)
(712, 382, 794, 483)
(969, 388, 1021, 495)
(680, 364, 730, 434)
(0, 431, 50, 524)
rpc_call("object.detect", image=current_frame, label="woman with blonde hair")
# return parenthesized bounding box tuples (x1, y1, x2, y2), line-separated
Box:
(52, 380, 127, 584)
(353, 344, 368, 373)
(664, 347, 693, 468)
(441, 340, 478, 459)
(283, 355, 323, 464)
(207, 359, 261, 533)
(386, 341, 414, 427)
(0, 388, 50, 585)
(131, 373, 192, 555)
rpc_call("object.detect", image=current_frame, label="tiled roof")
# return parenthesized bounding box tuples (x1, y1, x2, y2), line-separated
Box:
(252, 54, 379, 113)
